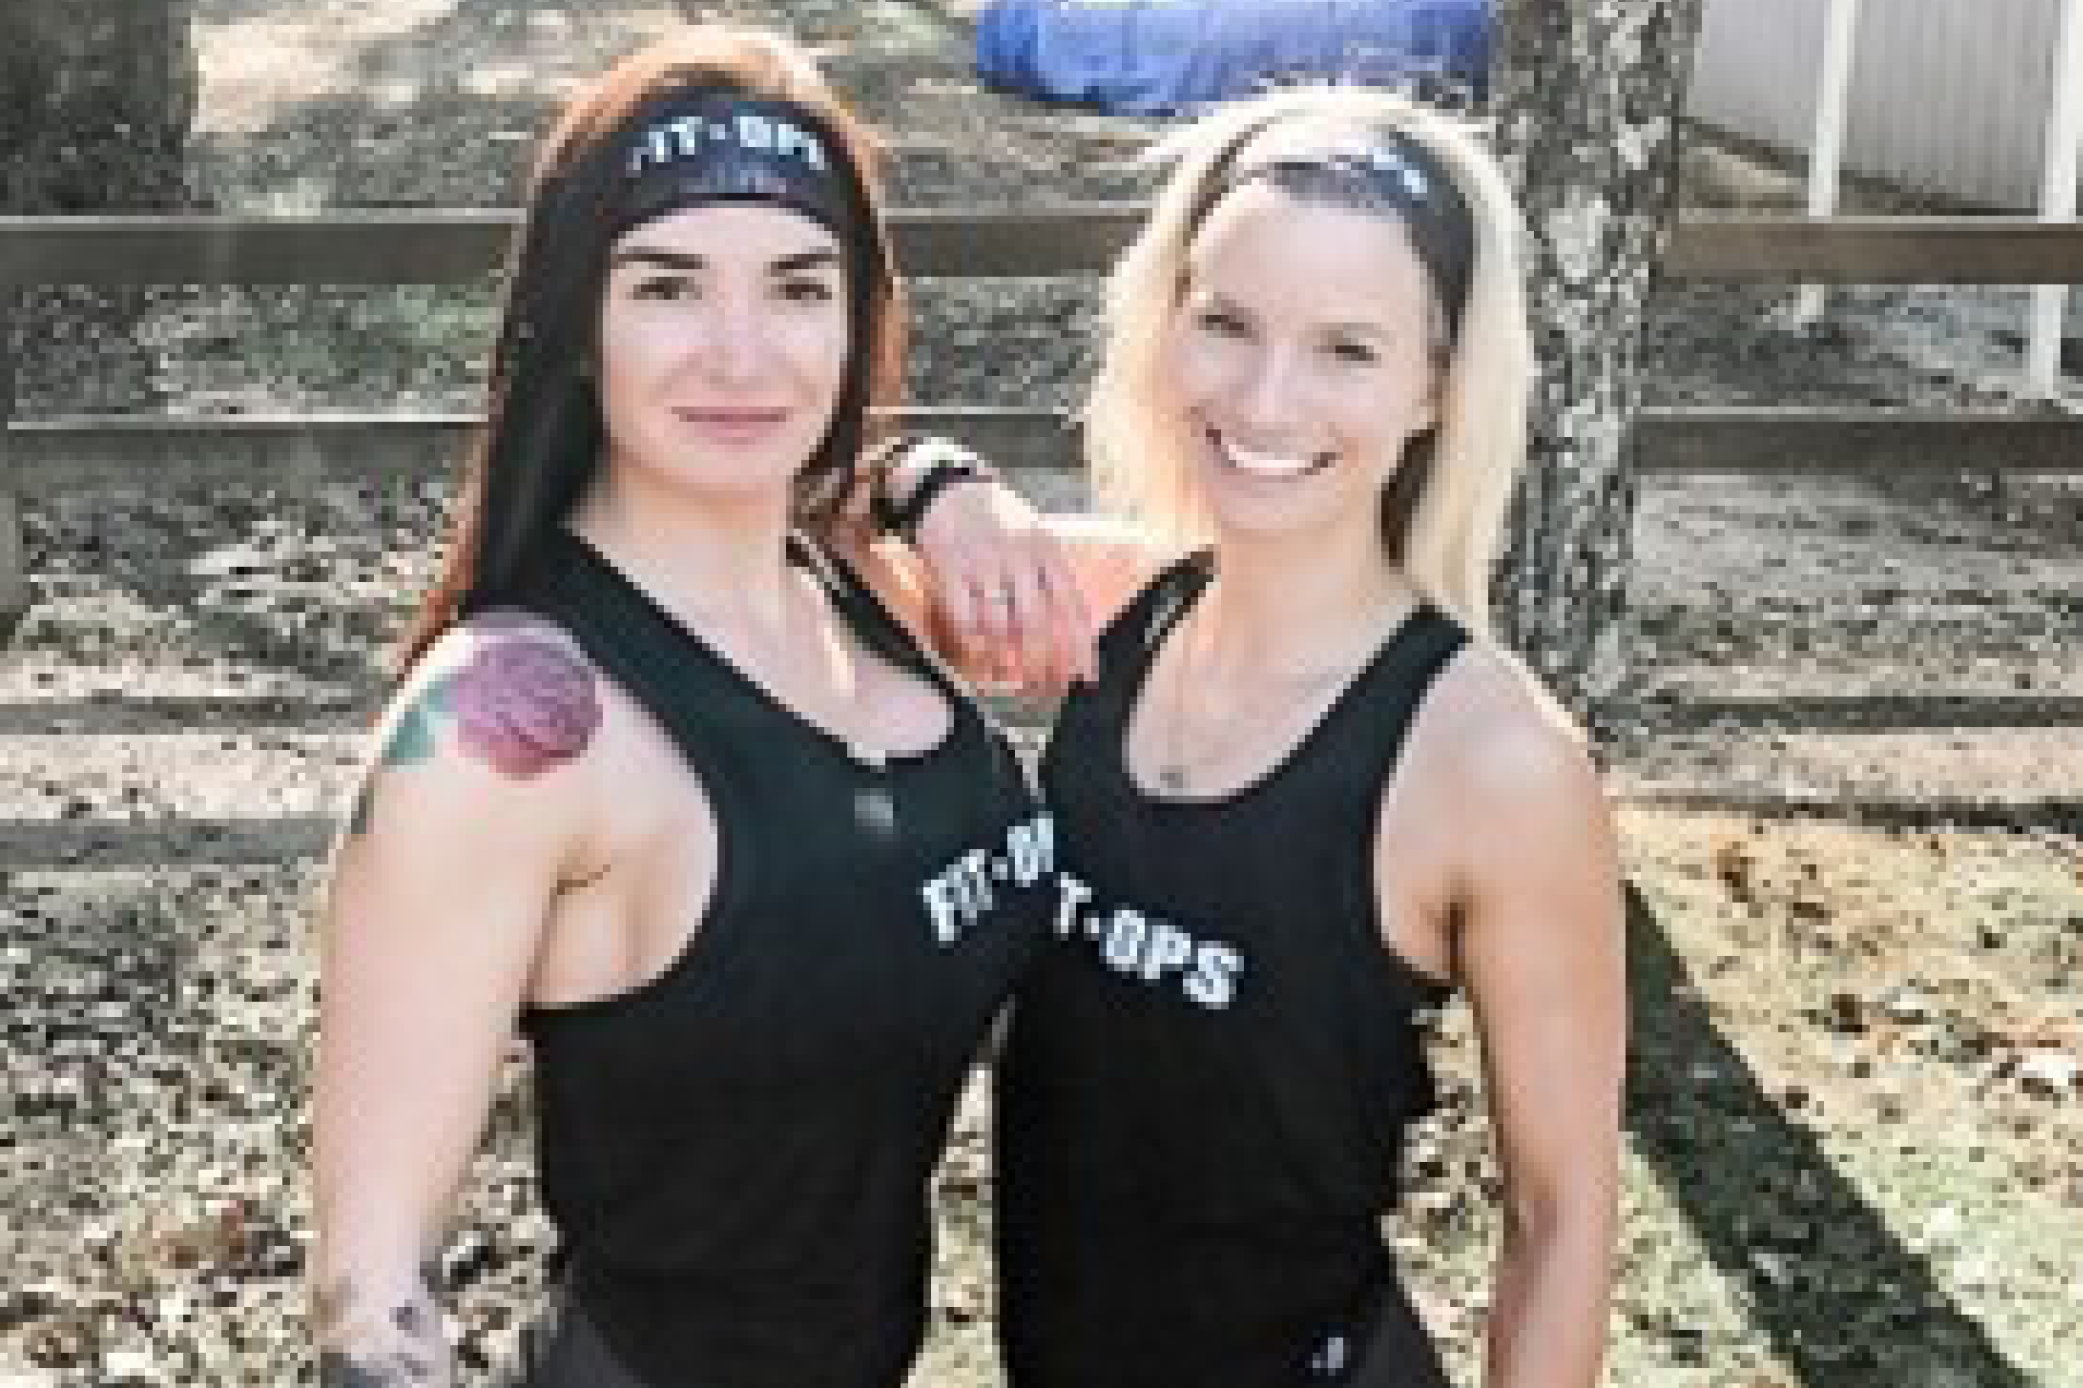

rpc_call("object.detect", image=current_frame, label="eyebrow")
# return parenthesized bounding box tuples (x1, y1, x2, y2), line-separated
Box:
(608, 246, 843, 274)
(1194, 291, 1395, 341)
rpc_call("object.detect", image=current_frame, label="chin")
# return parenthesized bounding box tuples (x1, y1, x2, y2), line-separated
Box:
(1198, 484, 1329, 544)
(1190, 447, 1321, 529)
(622, 448, 803, 507)
(1200, 469, 1401, 559)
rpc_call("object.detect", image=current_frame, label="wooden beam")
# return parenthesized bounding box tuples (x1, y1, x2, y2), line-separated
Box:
(1668, 215, 2083, 283)
(3, 414, 464, 491)
(0, 815, 339, 869)
(6, 407, 2081, 492)
(888, 205, 1144, 277)
(1634, 692, 2083, 732)
(1615, 788, 2082, 836)
(6, 408, 2081, 497)
(0, 207, 1149, 286)
(0, 406, 1083, 494)
(4, 211, 2082, 286)
(1631, 408, 2083, 474)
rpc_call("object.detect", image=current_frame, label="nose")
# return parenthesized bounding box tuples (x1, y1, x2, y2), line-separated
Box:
(1232, 340, 1308, 438)
(696, 291, 775, 386)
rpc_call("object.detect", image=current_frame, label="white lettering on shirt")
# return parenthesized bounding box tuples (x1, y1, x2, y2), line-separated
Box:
(920, 811, 1055, 947)
(1049, 871, 1247, 1010)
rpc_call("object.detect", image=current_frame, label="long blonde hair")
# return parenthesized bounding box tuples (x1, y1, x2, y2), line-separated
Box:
(1084, 86, 1533, 643)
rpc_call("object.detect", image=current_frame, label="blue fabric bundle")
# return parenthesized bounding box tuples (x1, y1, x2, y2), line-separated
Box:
(974, 0, 1490, 117)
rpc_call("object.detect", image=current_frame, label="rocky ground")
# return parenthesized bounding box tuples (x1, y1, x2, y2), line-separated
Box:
(3, 2, 2080, 1385)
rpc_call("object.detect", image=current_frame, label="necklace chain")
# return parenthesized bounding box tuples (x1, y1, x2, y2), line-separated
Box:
(1151, 586, 1417, 795)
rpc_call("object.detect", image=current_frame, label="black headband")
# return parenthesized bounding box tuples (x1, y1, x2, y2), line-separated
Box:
(606, 93, 859, 244)
(1213, 125, 1475, 343)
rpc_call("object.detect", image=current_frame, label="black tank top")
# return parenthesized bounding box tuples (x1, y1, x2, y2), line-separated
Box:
(997, 552, 1464, 1387)
(507, 529, 1051, 1388)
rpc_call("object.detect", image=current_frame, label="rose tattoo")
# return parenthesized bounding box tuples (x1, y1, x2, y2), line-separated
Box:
(348, 634, 601, 835)
(451, 637, 602, 778)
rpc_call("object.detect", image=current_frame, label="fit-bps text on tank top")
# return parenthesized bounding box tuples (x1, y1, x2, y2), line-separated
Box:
(502, 528, 1052, 1388)
(997, 552, 1465, 1388)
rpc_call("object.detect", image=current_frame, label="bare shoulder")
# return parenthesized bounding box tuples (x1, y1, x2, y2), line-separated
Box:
(346, 609, 609, 851)
(1420, 639, 1608, 829)
(1422, 645, 1620, 979)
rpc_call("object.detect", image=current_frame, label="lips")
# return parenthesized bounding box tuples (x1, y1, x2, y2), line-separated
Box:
(671, 406, 791, 444)
(1205, 425, 1338, 479)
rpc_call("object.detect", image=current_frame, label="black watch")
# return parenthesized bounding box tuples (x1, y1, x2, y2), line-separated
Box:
(870, 437, 997, 541)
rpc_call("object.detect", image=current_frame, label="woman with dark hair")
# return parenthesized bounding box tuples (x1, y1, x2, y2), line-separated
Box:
(312, 27, 1055, 1388)
(909, 86, 1625, 1387)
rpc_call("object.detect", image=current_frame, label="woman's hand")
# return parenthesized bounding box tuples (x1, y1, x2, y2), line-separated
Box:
(314, 1263, 455, 1387)
(911, 473, 1098, 696)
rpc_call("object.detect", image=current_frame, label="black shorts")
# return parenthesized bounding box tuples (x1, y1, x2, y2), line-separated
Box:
(1336, 1278, 1452, 1388)
(495, 1289, 647, 1388)
(1003, 1274, 1452, 1388)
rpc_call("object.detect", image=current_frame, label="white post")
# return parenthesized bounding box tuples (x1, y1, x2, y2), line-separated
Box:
(2028, 0, 2083, 398)
(1796, 0, 1861, 327)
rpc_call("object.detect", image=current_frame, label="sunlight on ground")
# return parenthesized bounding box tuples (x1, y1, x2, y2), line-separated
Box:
(197, 0, 456, 134)
(196, 1, 686, 135)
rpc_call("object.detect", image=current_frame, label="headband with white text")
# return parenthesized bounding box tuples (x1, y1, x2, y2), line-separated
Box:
(608, 93, 858, 244)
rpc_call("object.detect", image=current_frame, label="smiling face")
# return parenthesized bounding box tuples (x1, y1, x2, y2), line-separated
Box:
(1162, 176, 1444, 545)
(595, 201, 850, 502)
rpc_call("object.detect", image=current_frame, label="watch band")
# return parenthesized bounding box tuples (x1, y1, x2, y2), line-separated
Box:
(868, 435, 999, 541)
(888, 458, 989, 540)
(865, 433, 929, 536)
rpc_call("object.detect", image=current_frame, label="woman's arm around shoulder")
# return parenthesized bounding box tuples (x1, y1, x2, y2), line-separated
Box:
(1429, 649, 1626, 1388)
(848, 480, 1178, 693)
(312, 611, 606, 1385)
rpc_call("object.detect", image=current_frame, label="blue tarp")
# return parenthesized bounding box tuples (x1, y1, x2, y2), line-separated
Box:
(975, 0, 1490, 117)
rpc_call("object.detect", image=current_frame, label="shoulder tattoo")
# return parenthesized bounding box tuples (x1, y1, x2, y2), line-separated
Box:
(348, 634, 602, 836)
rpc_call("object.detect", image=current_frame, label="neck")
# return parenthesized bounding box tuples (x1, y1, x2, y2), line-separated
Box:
(1195, 521, 1418, 681)
(570, 455, 800, 638)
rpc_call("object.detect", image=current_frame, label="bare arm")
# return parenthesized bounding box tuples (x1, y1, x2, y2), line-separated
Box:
(1447, 711, 1626, 1388)
(843, 475, 1174, 692)
(313, 622, 601, 1384)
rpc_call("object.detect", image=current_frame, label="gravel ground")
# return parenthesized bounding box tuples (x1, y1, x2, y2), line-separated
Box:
(3, 3, 2080, 1385)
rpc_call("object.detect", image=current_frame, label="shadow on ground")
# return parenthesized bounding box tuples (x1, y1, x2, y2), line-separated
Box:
(1624, 880, 2034, 1386)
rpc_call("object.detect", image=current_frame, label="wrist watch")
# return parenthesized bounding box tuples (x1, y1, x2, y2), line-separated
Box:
(869, 435, 998, 541)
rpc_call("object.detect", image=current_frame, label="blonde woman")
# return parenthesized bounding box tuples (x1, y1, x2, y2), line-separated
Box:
(908, 86, 1625, 1388)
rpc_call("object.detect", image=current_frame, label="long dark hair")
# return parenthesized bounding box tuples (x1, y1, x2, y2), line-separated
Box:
(398, 27, 906, 671)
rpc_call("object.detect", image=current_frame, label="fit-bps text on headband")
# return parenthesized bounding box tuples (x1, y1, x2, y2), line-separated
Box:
(628, 110, 831, 179)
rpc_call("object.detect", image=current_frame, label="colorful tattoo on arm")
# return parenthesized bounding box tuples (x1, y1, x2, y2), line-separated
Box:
(347, 633, 602, 836)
